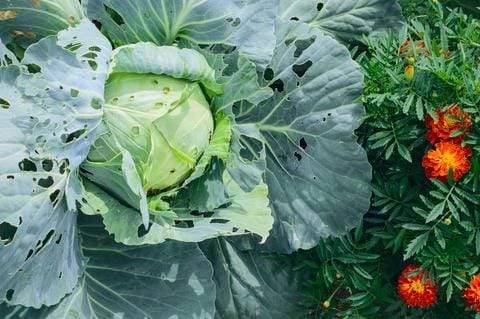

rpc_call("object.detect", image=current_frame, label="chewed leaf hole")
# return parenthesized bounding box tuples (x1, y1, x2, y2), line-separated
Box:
(25, 249, 34, 261)
(174, 220, 194, 228)
(294, 152, 302, 161)
(290, 16, 299, 21)
(210, 219, 229, 224)
(19, 158, 37, 172)
(0, 222, 17, 244)
(230, 17, 241, 27)
(293, 60, 313, 78)
(89, 46, 102, 52)
(62, 128, 86, 143)
(131, 126, 140, 136)
(137, 223, 151, 237)
(38, 176, 54, 188)
(104, 4, 125, 26)
(70, 89, 80, 97)
(299, 138, 308, 150)
(6, 289, 14, 301)
(64, 42, 82, 52)
(42, 159, 53, 172)
(27, 63, 41, 74)
(91, 98, 102, 110)
(163, 87, 170, 94)
(49, 189, 61, 205)
(263, 68, 274, 81)
(36, 229, 55, 253)
(269, 79, 284, 92)
(55, 234, 62, 244)
(317, 2, 324, 11)
(294, 37, 316, 57)
(0, 98, 10, 109)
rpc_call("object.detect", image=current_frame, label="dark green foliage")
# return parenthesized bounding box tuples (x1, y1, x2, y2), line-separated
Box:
(295, 1, 480, 317)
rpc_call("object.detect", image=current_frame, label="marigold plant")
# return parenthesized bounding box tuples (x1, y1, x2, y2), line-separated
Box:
(397, 264, 437, 308)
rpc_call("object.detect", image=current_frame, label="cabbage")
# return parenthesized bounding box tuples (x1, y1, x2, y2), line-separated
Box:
(89, 73, 214, 192)
(0, 0, 403, 317)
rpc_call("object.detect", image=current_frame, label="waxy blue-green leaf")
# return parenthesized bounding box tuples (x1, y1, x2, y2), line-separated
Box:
(0, 0, 84, 45)
(0, 20, 111, 308)
(200, 238, 303, 319)
(83, 0, 276, 68)
(0, 215, 217, 319)
(236, 21, 372, 253)
(279, 0, 403, 42)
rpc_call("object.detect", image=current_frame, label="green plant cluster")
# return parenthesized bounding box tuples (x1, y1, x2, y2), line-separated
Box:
(295, 1, 480, 318)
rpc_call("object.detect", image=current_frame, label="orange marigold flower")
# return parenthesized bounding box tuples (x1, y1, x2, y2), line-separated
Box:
(397, 264, 437, 308)
(399, 39, 429, 57)
(425, 105, 472, 144)
(464, 274, 480, 313)
(422, 141, 472, 183)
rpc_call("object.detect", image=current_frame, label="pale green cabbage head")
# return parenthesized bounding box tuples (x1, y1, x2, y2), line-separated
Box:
(89, 72, 214, 192)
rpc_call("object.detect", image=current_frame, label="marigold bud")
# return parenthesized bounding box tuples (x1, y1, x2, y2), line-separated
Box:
(404, 65, 415, 80)
(323, 300, 330, 309)
(443, 217, 452, 225)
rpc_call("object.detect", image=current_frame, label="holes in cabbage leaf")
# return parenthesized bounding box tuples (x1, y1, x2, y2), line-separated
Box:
(226, 17, 241, 27)
(0, 98, 10, 109)
(27, 63, 41, 74)
(137, 223, 151, 237)
(269, 79, 284, 92)
(6, 175, 14, 180)
(210, 219, 229, 224)
(6, 289, 14, 302)
(92, 19, 103, 30)
(62, 128, 86, 143)
(317, 2, 324, 11)
(174, 220, 194, 228)
(263, 67, 274, 81)
(294, 37, 315, 57)
(38, 176, 54, 188)
(290, 16, 299, 21)
(19, 158, 37, 172)
(36, 229, 55, 254)
(294, 152, 302, 161)
(299, 137, 308, 150)
(64, 42, 82, 52)
(70, 88, 80, 97)
(49, 189, 61, 206)
(91, 98, 102, 110)
(293, 60, 312, 78)
(0, 222, 17, 245)
(190, 211, 214, 218)
(89, 46, 102, 52)
(55, 234, 62, 244)
(103, 4, 125, 26)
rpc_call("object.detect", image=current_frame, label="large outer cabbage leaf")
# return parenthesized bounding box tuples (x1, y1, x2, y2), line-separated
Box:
(0, 215, 217, 319)
(200, 238, 304, 319)
(279, 0, 403, 42)
(0, 20, 111, 308)
(82, 0, 277, 68)
(231, 21, 372, 253)
(0, 0, 84, 45)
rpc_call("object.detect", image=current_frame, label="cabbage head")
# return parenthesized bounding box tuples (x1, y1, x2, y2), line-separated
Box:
(89, 72, 214, 192)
